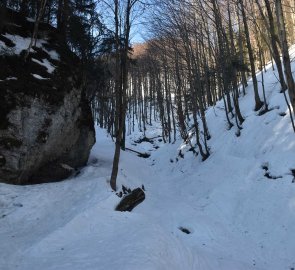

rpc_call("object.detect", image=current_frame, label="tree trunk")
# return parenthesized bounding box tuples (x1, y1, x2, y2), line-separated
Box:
(239, 0, 263, 111)
(275, 0, 295, 114)
(259, 0, 287, 92)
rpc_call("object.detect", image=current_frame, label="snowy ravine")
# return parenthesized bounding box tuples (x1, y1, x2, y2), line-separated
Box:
(1, 52, 295, 270)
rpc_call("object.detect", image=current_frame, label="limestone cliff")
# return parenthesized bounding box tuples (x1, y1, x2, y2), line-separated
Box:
(0, 8, 95, 184)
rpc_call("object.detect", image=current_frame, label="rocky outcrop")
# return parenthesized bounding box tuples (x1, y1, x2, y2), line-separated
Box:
(0, 8, 95, 184)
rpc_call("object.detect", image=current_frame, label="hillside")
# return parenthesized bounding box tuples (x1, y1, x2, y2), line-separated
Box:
(1, 43, 295, 270)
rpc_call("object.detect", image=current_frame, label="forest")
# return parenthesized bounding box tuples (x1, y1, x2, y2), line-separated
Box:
(1, 0, 295, 269)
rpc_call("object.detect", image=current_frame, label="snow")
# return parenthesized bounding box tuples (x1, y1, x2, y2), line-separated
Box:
(1, 49, 295, 270)
(6, 76, 17, 80)
(26, 18, 35, 23)
(0, 34, 59, 69)
(0, 76, 17, 82)
(32, 73, 49, 80)
(44, 49, 60, 61)
(32, 58, 56, 74)
(1, 34, 43, 55)
(7, 23, 22, 28)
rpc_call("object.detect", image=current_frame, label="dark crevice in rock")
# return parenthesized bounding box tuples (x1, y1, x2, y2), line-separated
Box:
(0, 155, 6, 167)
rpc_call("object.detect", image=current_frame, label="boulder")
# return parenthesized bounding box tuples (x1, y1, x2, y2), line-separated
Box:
(0, 8, 95, 184)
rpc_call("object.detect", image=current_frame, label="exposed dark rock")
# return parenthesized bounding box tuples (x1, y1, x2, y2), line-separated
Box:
(122, 185, 129, 195)
(0, 8, 95, 184)
(178, 150, 184, 159)
(121, 185, 132, 195)
(278, 112, 287, 117)
(116, 191, 123, 198)
(115, 188, 145, 212)
(179, 227, 191, 234)
(135, 136, 154, 144)
(188, 147, 195, 152)
(261, 163, 282, 180)
(290, 169, 295, 183)
(138, 152, 151, 158)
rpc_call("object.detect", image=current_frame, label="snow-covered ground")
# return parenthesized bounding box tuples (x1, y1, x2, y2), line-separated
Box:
(1, 49, 295, 269)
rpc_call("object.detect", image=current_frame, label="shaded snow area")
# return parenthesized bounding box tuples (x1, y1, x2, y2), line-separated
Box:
(1, 51, 295, 270)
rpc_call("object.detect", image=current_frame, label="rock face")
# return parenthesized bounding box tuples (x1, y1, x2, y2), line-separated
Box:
(0, 8, 95, 184)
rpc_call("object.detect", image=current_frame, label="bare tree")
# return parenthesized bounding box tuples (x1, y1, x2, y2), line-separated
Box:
(109, 0, 142, 191)
(275, 0, 295, 113)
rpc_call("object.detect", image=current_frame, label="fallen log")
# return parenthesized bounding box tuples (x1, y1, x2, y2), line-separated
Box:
(125, 147, 150, 158)
(115, 188, 145, 212)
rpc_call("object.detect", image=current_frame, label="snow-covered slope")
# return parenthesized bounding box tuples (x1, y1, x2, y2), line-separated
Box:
(1, 49, 295, 269)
